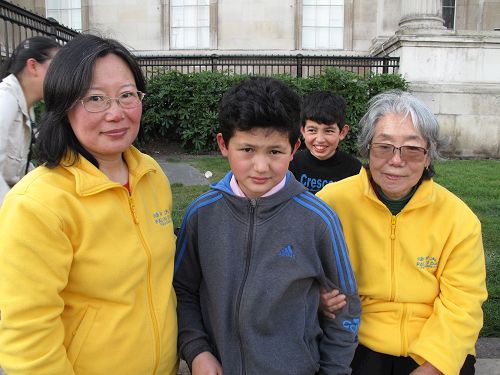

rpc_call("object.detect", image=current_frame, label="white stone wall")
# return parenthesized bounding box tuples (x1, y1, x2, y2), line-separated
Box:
(85, 0, 165, 51)
(217, 0, 296, 51)
(412, 83, 500, 158)
(395, 33, 500, 83)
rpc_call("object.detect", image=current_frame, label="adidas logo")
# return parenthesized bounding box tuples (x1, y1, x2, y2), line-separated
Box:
(278, 245, 296, 259)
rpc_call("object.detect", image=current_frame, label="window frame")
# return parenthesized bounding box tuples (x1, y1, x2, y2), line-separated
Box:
(442, 0, 456, 30)
(45, 0, 82, 32)
(169, 0, 212, 50)
(297, 0, 348, 51)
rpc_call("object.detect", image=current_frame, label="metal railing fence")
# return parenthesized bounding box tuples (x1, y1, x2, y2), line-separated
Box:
(136, 54, 400, 79)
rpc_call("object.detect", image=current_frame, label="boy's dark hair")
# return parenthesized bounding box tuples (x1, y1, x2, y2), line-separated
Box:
(218, 77, 301, 148)
(0, 36, 61, 80)
(36, 34, 146, 168)
(301, 91, 347, 129)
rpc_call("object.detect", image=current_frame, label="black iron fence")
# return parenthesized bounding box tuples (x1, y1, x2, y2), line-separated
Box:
(136, 54, 399, 79)
(0, 0, 78, 64)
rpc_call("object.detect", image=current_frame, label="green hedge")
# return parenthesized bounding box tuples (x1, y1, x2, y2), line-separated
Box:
(141, 68, 408, 154)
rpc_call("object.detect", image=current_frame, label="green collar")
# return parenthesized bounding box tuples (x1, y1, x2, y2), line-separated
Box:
(374, 183, 419, 215)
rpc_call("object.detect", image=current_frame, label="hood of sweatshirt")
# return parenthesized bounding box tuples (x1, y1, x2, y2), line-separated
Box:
(211, 170, 307, 221)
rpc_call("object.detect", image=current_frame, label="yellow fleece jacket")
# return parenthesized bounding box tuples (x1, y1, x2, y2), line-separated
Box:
(317, 168, 487, 375)
(0, 146, 178, 374)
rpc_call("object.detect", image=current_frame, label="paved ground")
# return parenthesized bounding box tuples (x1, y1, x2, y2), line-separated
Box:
(156, 158, 210, 186)
(155, 158, 500, 375)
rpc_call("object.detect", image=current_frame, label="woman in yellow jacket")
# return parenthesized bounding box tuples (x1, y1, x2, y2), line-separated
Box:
(0, 34, 178, 374)
(317, 91, 487, 375)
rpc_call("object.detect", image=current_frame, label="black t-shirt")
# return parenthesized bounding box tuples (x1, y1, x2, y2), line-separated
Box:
(289, 149, 362, 193)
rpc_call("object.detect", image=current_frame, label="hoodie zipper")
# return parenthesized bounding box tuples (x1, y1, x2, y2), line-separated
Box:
(235, 198, 256, 375)
(390, 215, 398, 301)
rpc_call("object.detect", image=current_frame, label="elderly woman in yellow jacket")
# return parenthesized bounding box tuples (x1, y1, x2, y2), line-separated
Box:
(317, 90, 487, 375)
(0, 34, 178, 374)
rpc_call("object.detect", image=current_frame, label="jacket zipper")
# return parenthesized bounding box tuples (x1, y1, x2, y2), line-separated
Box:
(128, 194, 161, 374)
(390, 216, 397, 301)
(235, 198, 256, 375)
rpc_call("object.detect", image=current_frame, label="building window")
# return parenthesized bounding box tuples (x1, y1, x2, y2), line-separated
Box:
(442, 0, 455, 29)
(45, 0, 82, 31)
(302, 0, 344, 50)
(170, 0, 210, 49)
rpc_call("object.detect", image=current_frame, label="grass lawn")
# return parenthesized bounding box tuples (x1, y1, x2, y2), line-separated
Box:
(433, 160, 500, 337)
(170, 156, 500, 337)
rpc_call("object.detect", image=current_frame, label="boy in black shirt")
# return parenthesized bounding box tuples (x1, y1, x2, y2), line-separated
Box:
(290, 91, 362, 193)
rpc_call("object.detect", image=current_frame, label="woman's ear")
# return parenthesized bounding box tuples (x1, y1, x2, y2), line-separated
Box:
(24, 58, 39, 76)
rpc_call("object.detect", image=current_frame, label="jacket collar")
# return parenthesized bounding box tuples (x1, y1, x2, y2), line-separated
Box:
(61, 146, 156, 196)
(360, 167, 435, 212)
(211, 170, 307, 218)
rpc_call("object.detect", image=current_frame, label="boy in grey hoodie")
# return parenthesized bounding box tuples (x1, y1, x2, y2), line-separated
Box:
(173, 77, 361, 375)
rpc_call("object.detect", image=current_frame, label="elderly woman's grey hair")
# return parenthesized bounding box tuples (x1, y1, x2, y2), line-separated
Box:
(357, 90, 448, 179)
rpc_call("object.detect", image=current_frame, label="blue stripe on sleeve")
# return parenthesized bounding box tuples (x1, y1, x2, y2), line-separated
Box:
(293, 193, 356, 294)
(304, 193, 355, 288)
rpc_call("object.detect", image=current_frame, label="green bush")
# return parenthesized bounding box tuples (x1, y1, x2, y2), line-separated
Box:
(141, 69, 408, 154)
(141, 71, 244, 151)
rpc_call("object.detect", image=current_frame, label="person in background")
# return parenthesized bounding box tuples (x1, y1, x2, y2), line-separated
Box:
(0, 36, 60, 205)
(317, 90, 487, 375)
(290, 91, 361, 194)
(174, 77, 361, 375)
(0, 34, 178, 374)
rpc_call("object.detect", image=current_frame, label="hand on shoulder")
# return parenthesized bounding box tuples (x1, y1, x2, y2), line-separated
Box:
(320, 287, 346, 319)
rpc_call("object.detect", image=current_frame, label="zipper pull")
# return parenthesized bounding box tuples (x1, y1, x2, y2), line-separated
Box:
(391, 217, 396, 240)
(250, 199, 257, 211)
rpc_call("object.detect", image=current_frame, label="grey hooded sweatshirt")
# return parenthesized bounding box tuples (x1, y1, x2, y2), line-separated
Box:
(174, 171, 361, 375)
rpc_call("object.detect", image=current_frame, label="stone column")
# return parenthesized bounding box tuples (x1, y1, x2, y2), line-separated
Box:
(398, 0, 445, 31)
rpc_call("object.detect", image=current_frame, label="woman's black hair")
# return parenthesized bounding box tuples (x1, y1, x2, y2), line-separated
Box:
(0, 36, 60, 80)
(36, 34, 146, 168)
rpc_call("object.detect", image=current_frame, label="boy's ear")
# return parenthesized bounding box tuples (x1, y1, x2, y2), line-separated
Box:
(339, 125, 350, 140)
(291, 139, 301, 157)
(216, 133, 229, 157)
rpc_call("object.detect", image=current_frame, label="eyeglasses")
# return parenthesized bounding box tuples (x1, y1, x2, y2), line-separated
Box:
(369, 143, 428, 162)
(79, 91, 145, 113)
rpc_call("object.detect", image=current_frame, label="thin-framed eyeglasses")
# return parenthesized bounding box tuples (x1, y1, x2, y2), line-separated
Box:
(369, 143, 428, 162)
(79, 91, 145, 113)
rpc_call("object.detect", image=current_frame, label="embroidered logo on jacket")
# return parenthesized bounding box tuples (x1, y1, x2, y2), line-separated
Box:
(153, 209, 172, 226)
(416, 256, 438, 270)
(278, 245, 296, 259)
(342, 318, 360, 333)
